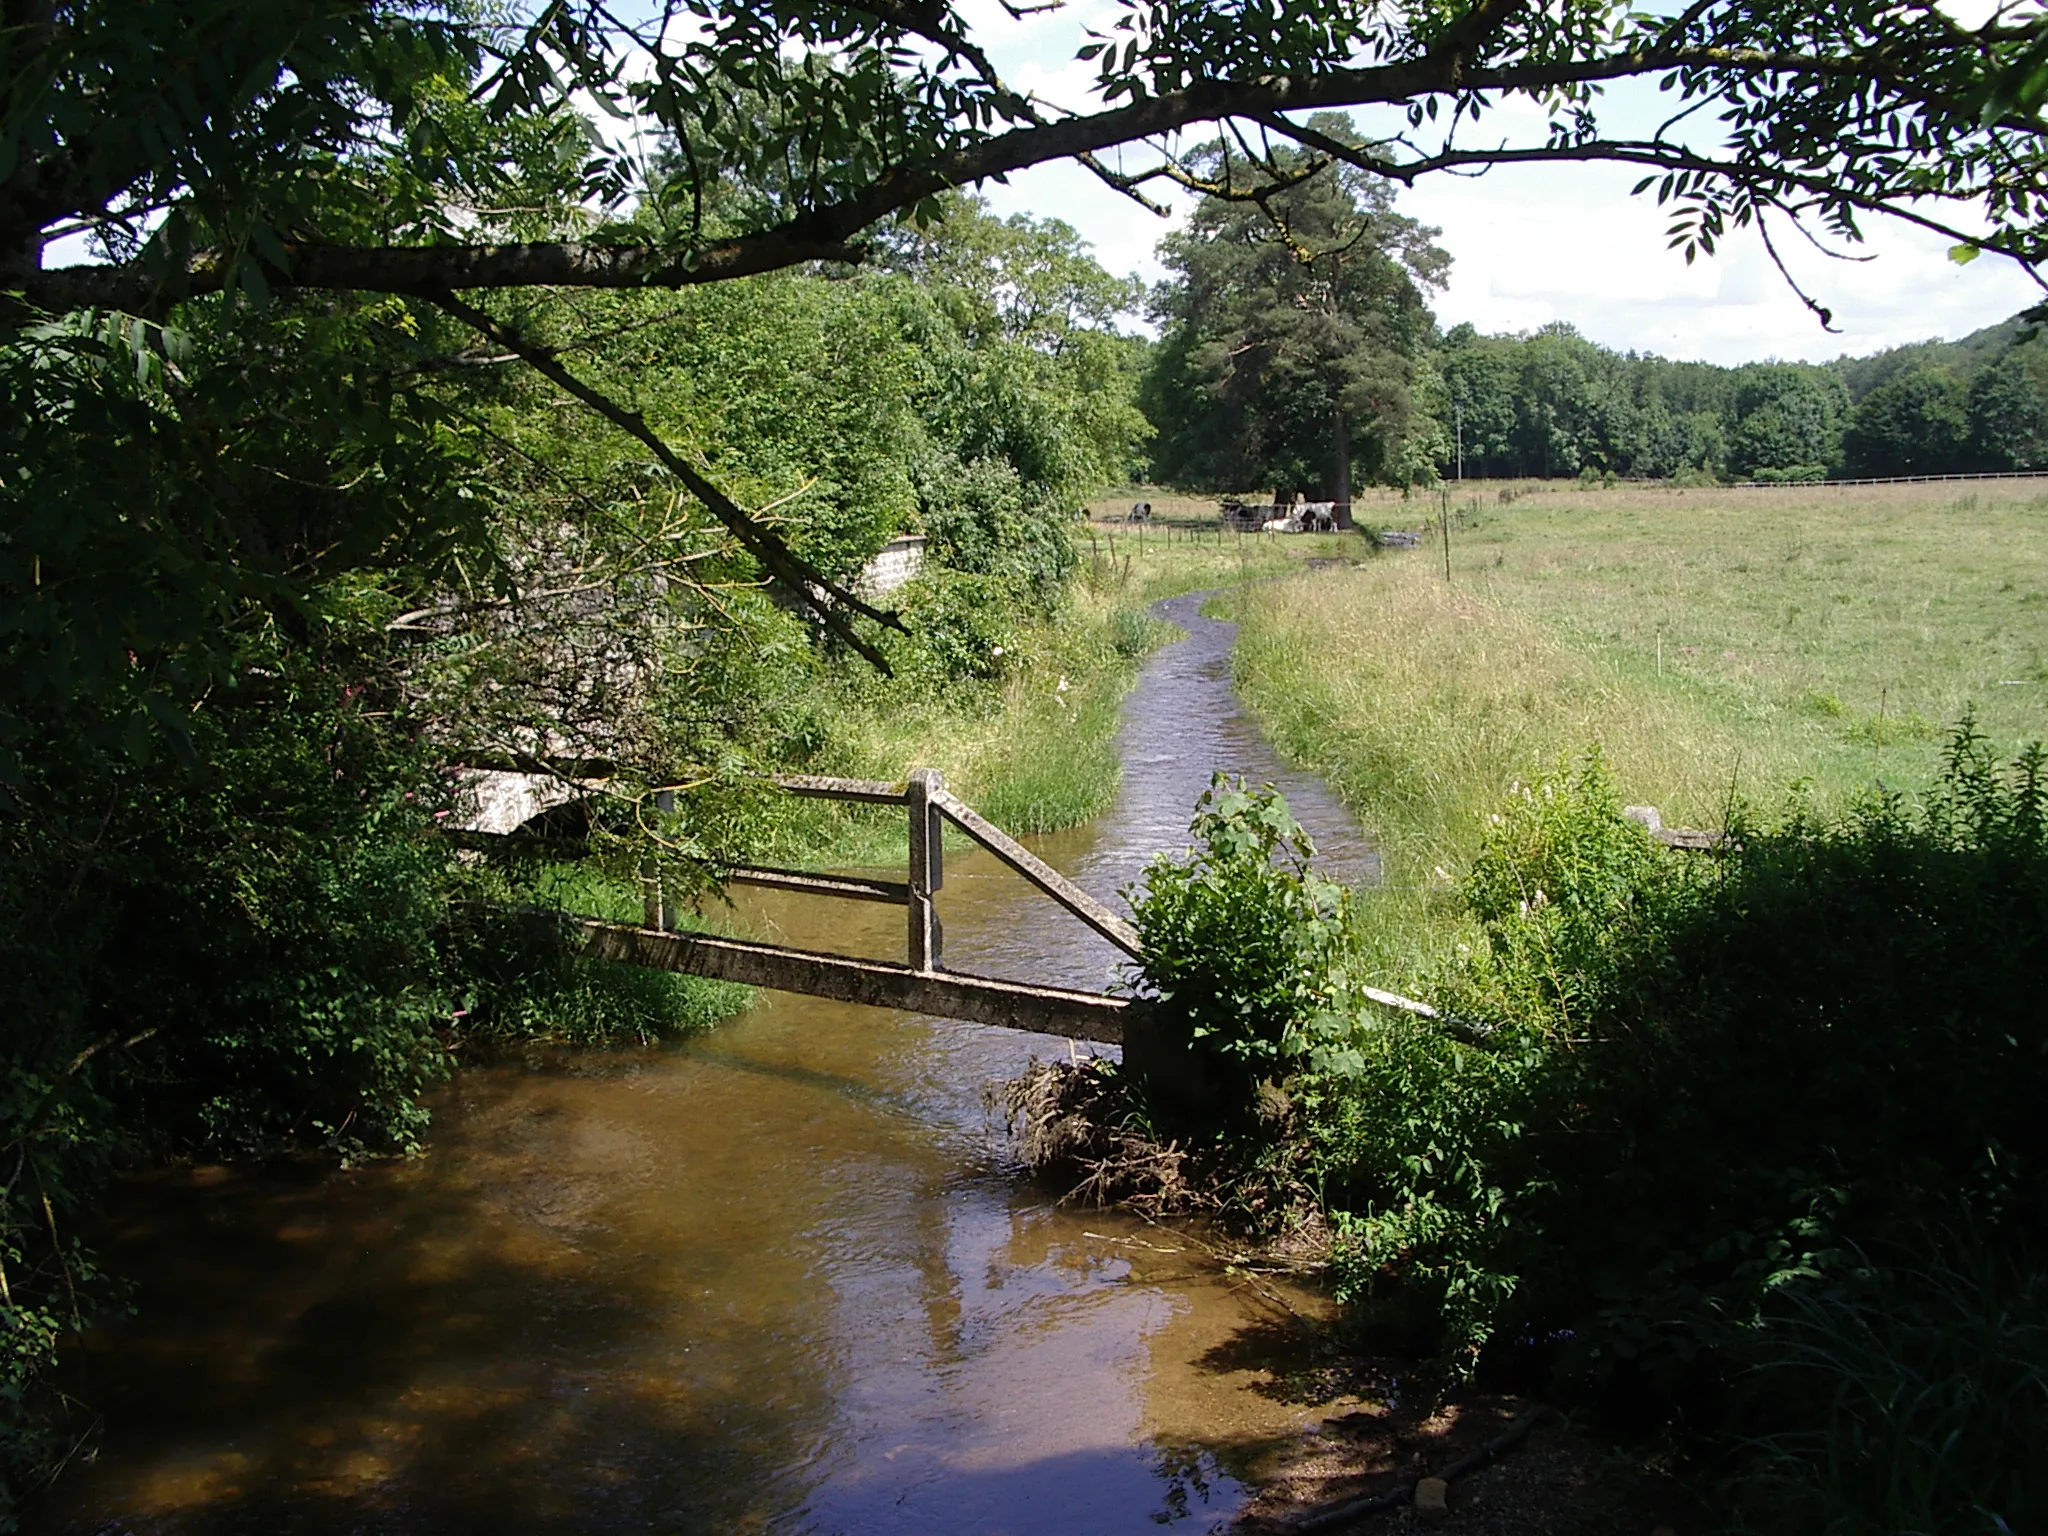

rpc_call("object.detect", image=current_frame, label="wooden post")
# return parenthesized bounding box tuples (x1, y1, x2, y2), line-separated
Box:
(906, 768, 943, 972)
(642, 787, 677, 930)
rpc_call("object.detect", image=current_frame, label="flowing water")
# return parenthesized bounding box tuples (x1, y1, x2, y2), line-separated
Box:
(44, 589, 1371, 1536)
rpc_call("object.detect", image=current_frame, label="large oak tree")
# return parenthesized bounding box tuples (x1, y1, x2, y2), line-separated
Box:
(1144, 121, 1448, 513)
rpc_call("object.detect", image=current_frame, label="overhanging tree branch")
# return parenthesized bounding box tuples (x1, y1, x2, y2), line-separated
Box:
(22, 27, 2032, 315)
(431, 293, 905, 672)
(19, 232, 872, 315)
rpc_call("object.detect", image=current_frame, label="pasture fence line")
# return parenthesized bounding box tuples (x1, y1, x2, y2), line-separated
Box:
(1729, 468, 2048, 489)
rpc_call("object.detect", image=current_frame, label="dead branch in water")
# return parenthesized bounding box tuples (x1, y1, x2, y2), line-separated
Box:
(996, 1058, 1213, 1217)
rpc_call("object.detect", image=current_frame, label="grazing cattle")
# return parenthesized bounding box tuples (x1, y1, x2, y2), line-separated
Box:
(1221, 497, 1273, 531)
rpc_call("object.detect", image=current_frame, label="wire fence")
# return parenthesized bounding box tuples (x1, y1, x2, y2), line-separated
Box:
(1728, 468, 2048, 489)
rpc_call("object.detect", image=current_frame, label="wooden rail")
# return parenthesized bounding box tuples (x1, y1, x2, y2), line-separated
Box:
(578, 920, 1127, 1041)
(612, 767, 1138, 1039)
(1623, 805, 1730, 852)
(470, 764, 1470, 1057)
(930, 787, 1141, 957)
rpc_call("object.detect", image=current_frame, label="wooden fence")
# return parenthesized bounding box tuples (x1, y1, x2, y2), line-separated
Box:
(583, 769, 1140, 1042)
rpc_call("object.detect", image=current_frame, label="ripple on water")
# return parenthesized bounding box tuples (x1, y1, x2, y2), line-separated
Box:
(44, 586, 1371, 1536)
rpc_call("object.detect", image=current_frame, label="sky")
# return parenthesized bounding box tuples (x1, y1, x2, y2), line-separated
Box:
(961, 0, 2046, 366)
(44, 3, 2039, 367)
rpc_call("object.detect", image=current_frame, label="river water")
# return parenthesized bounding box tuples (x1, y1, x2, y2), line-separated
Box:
(44, 589, 1371, 1536)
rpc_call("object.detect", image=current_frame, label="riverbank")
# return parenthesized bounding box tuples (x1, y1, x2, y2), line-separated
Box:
(757, 528, 1360, 866)
(1108, 484, 2048, 1534)
(461, 530, 1365, 1047)
(32, 560, 1385, 1535)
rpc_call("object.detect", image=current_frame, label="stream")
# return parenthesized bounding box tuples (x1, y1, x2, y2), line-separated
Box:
(43, 588, 1372, 1536)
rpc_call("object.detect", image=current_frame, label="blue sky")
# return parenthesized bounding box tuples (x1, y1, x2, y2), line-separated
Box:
(962, 0, 2045, 365)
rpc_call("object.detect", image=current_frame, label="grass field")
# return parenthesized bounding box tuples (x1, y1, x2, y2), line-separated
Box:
(1228, 478, 2048, 934)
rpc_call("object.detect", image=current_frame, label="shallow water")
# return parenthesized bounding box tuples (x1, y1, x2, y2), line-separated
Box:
(44, 588, 1371, 1536)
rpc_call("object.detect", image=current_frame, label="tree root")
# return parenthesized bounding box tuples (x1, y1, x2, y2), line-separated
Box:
(995, 1057, 1215, 1216)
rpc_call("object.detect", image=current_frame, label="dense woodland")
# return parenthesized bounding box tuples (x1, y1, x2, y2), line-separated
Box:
(1146, 238, 2048, 493)
(1421, 313, 2048, 482)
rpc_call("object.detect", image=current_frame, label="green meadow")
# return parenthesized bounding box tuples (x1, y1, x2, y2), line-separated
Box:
(1231, 478, 2048, 900)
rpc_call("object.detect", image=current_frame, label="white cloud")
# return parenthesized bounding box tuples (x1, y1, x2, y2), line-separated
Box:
(960, 25, 2045, 363)
(1399, 157, 2043, 363)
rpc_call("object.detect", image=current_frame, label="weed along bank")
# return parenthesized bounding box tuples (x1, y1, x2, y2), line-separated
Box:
(35, 553, 1392, 1535)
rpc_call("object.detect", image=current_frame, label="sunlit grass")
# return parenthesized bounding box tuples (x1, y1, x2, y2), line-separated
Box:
(768, 528, 1366, 862)
(1230, 479, 2048, 968)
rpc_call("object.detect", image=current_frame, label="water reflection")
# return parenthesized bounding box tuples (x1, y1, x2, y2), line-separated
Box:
(44, 586, 1369, 1535)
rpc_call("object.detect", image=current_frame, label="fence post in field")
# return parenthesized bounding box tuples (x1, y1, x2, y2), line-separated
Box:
(906, 768, 944, 972)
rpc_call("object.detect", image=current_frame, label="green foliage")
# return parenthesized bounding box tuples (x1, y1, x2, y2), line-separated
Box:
(1303, 723, 2048, 1411)
(0, 305, 479, 784)
(1727, 366, 1849, 477)
(1412, 318, 2048, 481)
(1128, 778, 1353, 1120)
(1841, 367, 1972, 476)
(1424, 327, 1848, 481)
(446, 903, 748, 1048)
(887, 567, 1023, 684)
(1144, 116, 1446, 497)
(1739, 1241, 2048, 1536)
(1969, 349, 2048, 470)
(913, 451, 1076, 600)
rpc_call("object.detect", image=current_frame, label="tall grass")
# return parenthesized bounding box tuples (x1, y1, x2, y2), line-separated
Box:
(1228, 481, 2048, 962)
(1742, 1246, 2048, 1535)
(782, 529, 1363, 858)
(1236, 570, 1758, 883)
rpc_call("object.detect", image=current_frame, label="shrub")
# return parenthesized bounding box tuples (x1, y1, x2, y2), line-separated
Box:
(1738, 1238, 2048, 1535)
(888, 567, 1023, 686)
(1317, 753, 1687, 1363)
(1315, 724, 2048, 1401)
(447, 902, 748, 1048)
(1127, 777, 1353, 1125)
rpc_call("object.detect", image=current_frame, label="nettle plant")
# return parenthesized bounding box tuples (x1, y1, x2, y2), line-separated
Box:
(1128, 777, 1356, 1120)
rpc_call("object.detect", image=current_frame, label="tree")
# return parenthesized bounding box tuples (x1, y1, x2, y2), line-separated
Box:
(1143, 118, 1447, 510)
(1842, 368, 1972, 476)
(1726, 364, 1848, 475)
(1441, 327, 1520, 478)
(17, 0, 2048, 316)
(1500, 325, 1653, 478)
(1970, 350, 2048, 470)
(6, 0, 2048, 634)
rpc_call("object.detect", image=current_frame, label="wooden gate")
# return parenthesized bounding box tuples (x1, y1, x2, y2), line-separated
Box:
(577, 770, 1140, 1042)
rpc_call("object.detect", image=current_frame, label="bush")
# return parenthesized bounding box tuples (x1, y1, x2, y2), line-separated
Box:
(1127, 777, 1353, 1125)
(887, 567, 1023, 686)
(1314, 724, 2048, 1404)
(913, 450, 1077, 601)
(447, 901, 748, 1047)
(1738, 1239, 2048, 1536)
